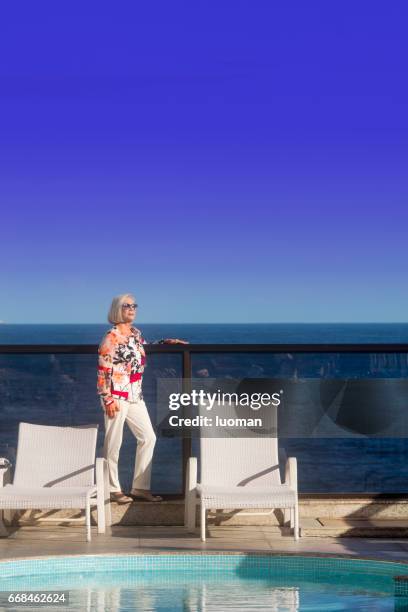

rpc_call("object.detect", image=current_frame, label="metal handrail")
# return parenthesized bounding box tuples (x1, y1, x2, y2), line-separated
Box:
(1, 343, 408, 353)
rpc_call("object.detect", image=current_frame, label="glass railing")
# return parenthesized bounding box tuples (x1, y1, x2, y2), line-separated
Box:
(1, 343, 408, 495)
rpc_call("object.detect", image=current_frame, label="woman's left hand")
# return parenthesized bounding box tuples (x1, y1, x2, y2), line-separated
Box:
(163, 338, 189, 344)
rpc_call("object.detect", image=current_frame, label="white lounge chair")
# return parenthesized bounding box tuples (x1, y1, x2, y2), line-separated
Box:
(184, 403, 300, 541)
(0, 422, 111, 542)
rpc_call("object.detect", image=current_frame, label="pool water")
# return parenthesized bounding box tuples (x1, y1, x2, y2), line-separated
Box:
(0, 554, 407, 611)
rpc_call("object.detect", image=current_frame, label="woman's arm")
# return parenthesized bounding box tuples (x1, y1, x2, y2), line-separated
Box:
(141, 337, 165, 345)
(135, 327, 188, 345)
(142, 337, 188, 345)
(97, 333, 116, 408)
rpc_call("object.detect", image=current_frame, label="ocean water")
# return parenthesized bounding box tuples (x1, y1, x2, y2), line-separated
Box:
(1, 323, 408, 494)
(1, 322, 408, 344)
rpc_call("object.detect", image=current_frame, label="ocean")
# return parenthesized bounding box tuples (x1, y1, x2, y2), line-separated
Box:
(2, 322, 408, 344)
(1, 323, 408, 494)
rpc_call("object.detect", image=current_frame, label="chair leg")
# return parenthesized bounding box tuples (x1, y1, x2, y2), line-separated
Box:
(0, 511, 9, 537)
(97, 486, 106, 534)
(200, 503, 206, 542)
(105, 495, 112, 529)
(103, 459, 112, 528)
(86, 500, 91, 542)
(185, 495, 196, 532)
(3, 509, 15, 525)
(289, 508, 294, 528)
(294, 502, 299, 541)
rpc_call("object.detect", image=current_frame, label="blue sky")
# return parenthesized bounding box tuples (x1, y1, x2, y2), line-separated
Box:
(1, 2, 407, 323)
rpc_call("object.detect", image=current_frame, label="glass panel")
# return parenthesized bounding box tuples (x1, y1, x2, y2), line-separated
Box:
(191, 352, 408, 493)
(2, 349, 408, 494)
(143, 352, 183, 494)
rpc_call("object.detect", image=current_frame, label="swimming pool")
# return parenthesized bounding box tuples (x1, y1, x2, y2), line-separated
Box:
(1, 553, 407, 611)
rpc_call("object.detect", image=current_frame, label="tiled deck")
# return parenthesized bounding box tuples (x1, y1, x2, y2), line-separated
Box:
(1, 525, 408, 565)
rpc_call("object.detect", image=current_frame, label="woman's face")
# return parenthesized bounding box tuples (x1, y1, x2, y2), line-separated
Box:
(121, 298, 137, 324)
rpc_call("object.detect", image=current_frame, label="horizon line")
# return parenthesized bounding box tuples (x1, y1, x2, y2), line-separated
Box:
(1, 322, 408, 326)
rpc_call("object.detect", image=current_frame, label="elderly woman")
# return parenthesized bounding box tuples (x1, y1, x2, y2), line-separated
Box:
(97, 293, 187, 504)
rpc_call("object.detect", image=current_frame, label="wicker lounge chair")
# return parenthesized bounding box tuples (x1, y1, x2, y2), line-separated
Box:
(184, 402, 299, 541)
(0, 422, 111, 541)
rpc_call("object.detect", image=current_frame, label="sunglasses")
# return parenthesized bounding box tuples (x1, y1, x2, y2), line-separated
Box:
(122, 303, 138, 310)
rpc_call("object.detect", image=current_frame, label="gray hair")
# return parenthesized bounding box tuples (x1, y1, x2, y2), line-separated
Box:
(108, 293, 136, 325)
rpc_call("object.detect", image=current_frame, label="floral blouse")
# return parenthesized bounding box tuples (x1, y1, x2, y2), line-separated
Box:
(97, 325, 156, 406)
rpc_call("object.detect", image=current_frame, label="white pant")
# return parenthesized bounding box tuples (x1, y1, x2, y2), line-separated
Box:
(103, 397, 157, 493)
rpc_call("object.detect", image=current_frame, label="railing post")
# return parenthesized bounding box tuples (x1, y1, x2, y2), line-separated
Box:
(182, 348, 192, 496)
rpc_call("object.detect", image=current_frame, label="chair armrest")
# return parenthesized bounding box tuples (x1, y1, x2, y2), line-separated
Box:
(95, 457, 108, 489)
(284, 457, 297, 492)
(0, 459, 12, 487)
(184, 457, 198, 530)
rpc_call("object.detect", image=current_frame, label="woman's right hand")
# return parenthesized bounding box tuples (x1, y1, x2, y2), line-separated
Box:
(105, 400, 120, 418)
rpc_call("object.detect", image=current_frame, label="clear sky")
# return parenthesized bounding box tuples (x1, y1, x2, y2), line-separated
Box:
(1, 2, 407, 323)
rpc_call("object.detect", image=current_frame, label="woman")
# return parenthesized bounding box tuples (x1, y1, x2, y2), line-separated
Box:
(97, 293, 188, 504)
